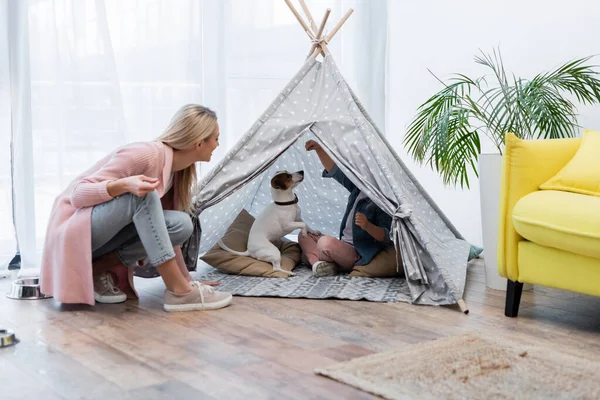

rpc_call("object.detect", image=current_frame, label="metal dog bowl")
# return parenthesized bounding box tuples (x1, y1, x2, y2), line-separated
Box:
(6, 277, 52, 300)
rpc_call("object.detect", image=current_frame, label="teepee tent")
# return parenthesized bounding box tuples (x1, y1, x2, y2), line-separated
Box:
(182, 1, 471, 312)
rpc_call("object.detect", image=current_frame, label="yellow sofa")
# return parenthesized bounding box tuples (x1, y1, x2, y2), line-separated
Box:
(497, 132, 600, 317)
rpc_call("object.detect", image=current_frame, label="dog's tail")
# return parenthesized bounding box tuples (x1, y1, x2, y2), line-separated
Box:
(217, 239, 250, 256)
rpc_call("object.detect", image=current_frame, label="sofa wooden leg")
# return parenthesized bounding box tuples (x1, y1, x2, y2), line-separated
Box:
(505, 280, 524, 317)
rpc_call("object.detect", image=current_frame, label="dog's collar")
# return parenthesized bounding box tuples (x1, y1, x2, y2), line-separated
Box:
(274, 194, 298, 206)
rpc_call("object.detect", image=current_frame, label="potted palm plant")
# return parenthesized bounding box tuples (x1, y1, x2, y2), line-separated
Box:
(404, 49, 600, 290)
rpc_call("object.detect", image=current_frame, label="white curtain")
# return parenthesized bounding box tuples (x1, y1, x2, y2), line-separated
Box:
(0, 0, 17, 266)
(2, 0, 387, 267)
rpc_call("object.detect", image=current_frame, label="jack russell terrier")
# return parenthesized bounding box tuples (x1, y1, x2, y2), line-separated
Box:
(218, 170, 319, 276)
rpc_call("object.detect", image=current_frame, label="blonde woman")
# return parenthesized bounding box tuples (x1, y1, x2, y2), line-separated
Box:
(40, 104, 232, 312)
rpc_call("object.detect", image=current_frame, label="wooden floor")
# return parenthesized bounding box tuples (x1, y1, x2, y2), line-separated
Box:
(1, 259, 600, 400)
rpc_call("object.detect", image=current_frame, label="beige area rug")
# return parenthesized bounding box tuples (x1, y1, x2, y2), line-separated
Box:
(315, 333, 600, 400)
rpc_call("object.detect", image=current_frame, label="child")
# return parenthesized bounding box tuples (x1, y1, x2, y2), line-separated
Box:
(299, 140, 393, 276)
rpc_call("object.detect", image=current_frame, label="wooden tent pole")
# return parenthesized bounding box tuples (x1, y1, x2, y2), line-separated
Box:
(307, 8, 331, 58)
(310, 8, 354, 59)
(298, 0, 318, 33)
(310, 43, 324, 60)
(283, 1, 354, 60)
(316, 9, 331, 38)
(326, 8, 354, 42)
(458, 299, 469, 314)
(284, 0, 315, 39)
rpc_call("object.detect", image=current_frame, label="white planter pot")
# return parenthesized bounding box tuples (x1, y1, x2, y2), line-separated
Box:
(479, 153, 507, 290)
(479, 153, 532, 291)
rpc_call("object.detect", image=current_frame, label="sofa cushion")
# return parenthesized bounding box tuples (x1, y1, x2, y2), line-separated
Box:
(200, 209, 301, 278)
(349, 245, 404, 277)
(512, 190, 600, 259)
(540, 129, 600, 196)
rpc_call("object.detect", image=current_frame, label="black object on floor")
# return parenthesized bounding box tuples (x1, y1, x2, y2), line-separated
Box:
(8, 253, 21, 270)
(505, 279, 524, 317)
(0, 329, 18, 348)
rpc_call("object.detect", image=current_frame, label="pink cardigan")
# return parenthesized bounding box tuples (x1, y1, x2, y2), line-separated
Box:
(40, 141, 184, 305)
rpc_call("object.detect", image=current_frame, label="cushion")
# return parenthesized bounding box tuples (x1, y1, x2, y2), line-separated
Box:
(349, 245, 404, 277)
(200, 209, 301, 278)
(512, 190, 600, 259)
(469, 245, 483, 260)
(540, 129, 600, 196)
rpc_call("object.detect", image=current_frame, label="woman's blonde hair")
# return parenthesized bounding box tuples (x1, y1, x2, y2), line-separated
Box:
(157, 104, 218, 214)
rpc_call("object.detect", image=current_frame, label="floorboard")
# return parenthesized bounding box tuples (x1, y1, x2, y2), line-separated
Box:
(1, 259, 599, 399)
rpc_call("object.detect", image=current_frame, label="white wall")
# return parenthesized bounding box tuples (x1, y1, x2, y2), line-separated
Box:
(385, 0, 600, 246)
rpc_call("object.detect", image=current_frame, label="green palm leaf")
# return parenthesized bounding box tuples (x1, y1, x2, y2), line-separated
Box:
(404, 48, 600, 189)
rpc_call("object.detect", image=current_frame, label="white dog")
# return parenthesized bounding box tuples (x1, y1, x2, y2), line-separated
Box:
(217, 170, 319, 276)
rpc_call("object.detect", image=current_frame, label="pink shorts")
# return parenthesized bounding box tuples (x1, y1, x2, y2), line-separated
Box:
(298, 232, 360, 271)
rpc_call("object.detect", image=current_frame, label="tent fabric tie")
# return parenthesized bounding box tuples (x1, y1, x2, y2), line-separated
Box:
(311, 35, 329, 46)
(390, 204, 428, 284)
(393, 204, 413, 219)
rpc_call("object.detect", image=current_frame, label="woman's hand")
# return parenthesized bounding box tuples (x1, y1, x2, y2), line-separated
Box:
(355, 212, 370, 229)
(109, 175, 160, 197)
(305, 140, 323, 152)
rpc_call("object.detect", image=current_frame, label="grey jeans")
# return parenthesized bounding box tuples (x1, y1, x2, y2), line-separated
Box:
(91, 190, 193, 268)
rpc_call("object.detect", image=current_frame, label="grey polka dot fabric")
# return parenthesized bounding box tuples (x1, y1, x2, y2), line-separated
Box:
(182, 55, 471, 307)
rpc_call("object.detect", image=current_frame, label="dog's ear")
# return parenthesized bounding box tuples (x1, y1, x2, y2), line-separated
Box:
(271, 174, 285, 189)
(271, 173, 291, 190)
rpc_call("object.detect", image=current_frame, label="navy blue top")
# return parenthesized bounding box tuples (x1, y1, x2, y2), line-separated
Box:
(323, 165, 393, 266)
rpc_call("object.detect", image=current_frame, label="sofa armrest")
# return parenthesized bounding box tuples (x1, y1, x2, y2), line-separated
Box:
(497, 133, 582, 281)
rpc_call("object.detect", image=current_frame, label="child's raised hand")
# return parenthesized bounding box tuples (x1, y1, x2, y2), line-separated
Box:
(305, 140, 323, 152)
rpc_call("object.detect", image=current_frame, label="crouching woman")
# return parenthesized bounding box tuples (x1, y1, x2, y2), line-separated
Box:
(40, 104, 232, 312)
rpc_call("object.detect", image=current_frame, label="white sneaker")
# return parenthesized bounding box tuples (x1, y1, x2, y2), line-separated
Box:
(312, 261, 338, 277)
(163, 281, 232, 312)
(94, 273, 127, 304)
